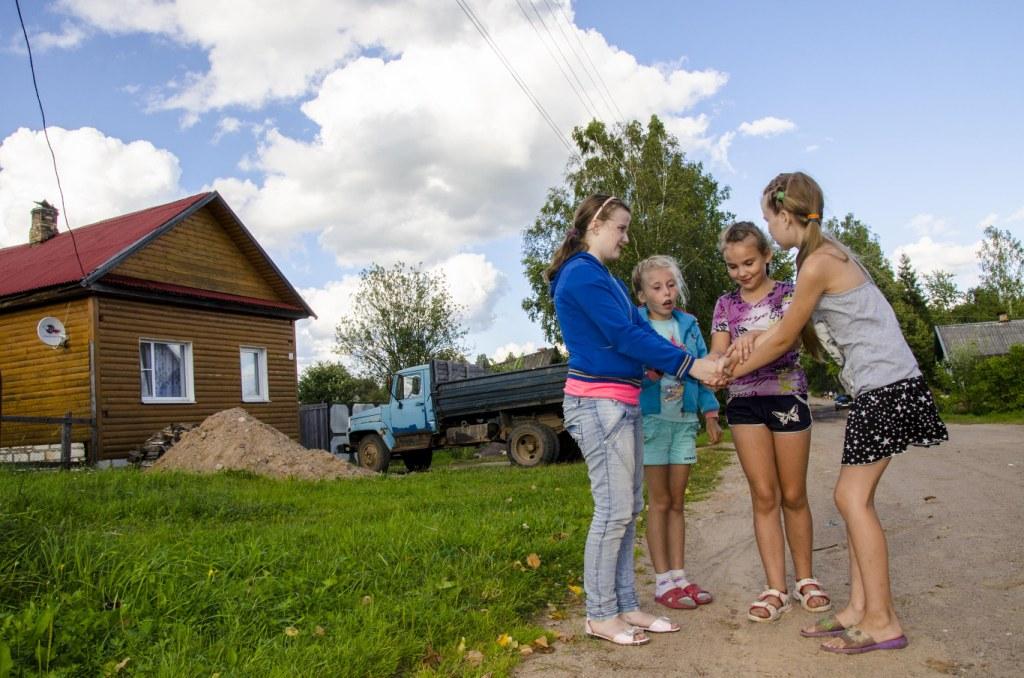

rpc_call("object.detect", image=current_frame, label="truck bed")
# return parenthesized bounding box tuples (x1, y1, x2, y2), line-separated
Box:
(434, 363, 568, 420)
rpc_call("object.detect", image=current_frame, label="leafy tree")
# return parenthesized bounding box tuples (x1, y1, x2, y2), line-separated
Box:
(521, 116, 734, 344)
(923, 270, 962, 320)
(978, 225, 1024, 315)
(298, 361, 388, 404)
(334, 263, 468, 384)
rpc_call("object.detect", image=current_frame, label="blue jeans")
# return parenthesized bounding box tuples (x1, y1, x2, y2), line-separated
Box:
(563, 396, 644, 621)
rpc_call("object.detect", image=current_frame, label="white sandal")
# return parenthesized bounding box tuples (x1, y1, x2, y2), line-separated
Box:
(793, 577, 833, 613)
(623, 614, 680, 633)
(747, 588, 792, 623)
(585, 619, 650, 646)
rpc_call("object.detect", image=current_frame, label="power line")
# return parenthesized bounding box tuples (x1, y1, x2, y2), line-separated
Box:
(549, 0, 626, 124)
(516, 0, 603, 122)
(454, 0, 578, 158)
(14, 0, 86, 277)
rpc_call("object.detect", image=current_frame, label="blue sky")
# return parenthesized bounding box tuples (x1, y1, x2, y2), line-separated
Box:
(2, 1, 1021, 371)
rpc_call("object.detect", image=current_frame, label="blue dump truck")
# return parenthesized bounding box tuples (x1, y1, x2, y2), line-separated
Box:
(346, 360, 574, 472)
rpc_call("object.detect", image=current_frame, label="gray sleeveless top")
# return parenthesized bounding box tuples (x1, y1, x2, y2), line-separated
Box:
(811, 254, 920, 398)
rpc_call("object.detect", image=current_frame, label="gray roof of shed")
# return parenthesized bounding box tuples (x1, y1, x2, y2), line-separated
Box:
(934, 319, 1024, 359)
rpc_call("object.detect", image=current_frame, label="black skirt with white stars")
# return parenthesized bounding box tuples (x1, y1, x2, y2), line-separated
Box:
(842, 376, 948, 466)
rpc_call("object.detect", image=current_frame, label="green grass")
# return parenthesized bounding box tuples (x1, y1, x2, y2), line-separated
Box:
(0, 452, 730, 677)
(939, 410, 1024, 425)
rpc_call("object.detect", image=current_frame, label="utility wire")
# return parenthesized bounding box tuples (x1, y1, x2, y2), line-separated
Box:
(454, 0, 578, 158)
(517, 0, 603, 122)
(14, 0, 86, 277)
(549, 0, 626, 124)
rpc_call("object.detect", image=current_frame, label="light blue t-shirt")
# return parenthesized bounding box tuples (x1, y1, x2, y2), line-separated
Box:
(649, 318, 699, 423)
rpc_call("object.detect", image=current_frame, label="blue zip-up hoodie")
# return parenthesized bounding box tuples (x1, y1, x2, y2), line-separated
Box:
(550, 252, 695, 385)
(638, 307, 720, 417)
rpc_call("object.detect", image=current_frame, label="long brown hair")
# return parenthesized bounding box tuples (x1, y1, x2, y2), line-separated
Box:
(761, 172, 831, 361)
(544, 194, 630, 282)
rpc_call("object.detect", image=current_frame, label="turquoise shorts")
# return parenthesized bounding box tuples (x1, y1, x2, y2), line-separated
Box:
(642, 416, 699, 466)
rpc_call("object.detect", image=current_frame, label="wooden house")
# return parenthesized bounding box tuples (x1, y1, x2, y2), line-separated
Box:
(0, 193, 314, 464)
(934, 316, 1024, 361)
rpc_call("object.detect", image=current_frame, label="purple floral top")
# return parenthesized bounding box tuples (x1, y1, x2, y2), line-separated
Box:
(712, 281, 808, 398)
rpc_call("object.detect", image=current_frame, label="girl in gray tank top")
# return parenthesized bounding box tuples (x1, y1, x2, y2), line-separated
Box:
(726, 172, 947, 657)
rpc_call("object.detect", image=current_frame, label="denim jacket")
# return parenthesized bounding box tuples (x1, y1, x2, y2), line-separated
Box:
(638, 308, 720, 417)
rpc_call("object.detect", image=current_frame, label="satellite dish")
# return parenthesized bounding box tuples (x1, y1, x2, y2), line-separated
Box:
(37, 316, 67, 348)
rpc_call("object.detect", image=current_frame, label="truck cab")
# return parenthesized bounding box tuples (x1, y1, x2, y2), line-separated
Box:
(346, 363, 438, 472)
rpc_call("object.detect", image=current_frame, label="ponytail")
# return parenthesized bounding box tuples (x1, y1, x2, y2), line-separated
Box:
(762, 172, 834, 361)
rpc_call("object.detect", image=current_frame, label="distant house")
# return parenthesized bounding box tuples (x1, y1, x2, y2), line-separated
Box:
(0, 193, 314, 464)
(934, 316, 1024, 362)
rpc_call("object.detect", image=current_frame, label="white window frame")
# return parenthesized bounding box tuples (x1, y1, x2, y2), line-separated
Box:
(139, 339, 195, 404)
(240, 346, 270, 403)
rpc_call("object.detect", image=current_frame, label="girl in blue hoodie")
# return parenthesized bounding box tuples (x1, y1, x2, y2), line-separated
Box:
(632, 255, 721, 612)
(548, 194, 724, 646)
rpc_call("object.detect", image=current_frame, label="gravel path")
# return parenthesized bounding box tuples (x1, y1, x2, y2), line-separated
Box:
(516, 405, 1024, 677)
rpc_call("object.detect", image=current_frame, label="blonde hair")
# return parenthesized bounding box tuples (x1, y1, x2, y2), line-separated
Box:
(760, 172, 832, 361)
(544, 194, 630, 282)
(631, 255, 689, 308)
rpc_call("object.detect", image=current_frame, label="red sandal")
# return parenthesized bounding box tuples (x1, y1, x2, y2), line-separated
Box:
(654, 586, 697, 610)
(680, 582, 713, 606)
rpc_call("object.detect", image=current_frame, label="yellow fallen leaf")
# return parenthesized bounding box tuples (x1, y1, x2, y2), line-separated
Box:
(457, 637, 466, 653)
(284, 626, 299, 637)
(465, 650, 484, 666)
(361, 595, 373, 606)
(497, 633, 513, 647)
(114, 657, 130, 673)
(533, 636, 549, 648)
(526, 553, 541, 569)
(519, 646, 534, 656)
(314, 625, 326, 637)
(568, 584, 583, 596)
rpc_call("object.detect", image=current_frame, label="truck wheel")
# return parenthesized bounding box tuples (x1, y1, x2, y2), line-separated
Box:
(507, 422, 558, 467)
(557, 431, 582, 462)
(357, 434, 391, 473)
(402, 450, 433, 472)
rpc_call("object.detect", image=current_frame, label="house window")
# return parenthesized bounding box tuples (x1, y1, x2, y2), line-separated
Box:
(240, 347, 270, 402)
(139, 340, 194, 403)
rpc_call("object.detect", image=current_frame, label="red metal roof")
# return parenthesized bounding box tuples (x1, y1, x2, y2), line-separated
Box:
(0, 193, 211, 298)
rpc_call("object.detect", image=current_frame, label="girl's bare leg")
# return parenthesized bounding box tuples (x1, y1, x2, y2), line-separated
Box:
(821, 459, 904, 647)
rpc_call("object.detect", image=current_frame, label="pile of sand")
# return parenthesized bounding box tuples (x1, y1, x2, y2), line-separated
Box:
(150, 408, 373, 480)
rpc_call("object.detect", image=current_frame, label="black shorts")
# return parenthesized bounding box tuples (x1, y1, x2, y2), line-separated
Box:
(726, 394, 812, 433)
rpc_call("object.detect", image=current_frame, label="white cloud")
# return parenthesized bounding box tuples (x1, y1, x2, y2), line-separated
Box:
(710, 131, 735, 172)
(294, 276, 361, 372)
(805, 144, 820, 153)
(431, 253, 506, 332)
(33, 23, 88, 51)
(906, 213, 952, 238)
(491, 341, 538, 362)
(738, 116, 796, 137)
(1005, 207, 1024, 224)
(211, 116, 242, 143)
(174, 3, 728, 264)
(294, 253, 504, 371)
(0, 126, 182, 246)
(892, 236, 980, 289)
(976, 212, 999, 230)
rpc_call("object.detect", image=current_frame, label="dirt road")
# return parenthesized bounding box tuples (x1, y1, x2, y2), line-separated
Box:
(517, 406, 1024, 677)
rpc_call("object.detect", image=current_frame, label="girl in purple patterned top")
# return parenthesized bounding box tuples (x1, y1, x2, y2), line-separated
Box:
(709, 221, 831, 624)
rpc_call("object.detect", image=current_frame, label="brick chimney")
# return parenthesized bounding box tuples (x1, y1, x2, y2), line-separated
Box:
(30, 200, 59, 245)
